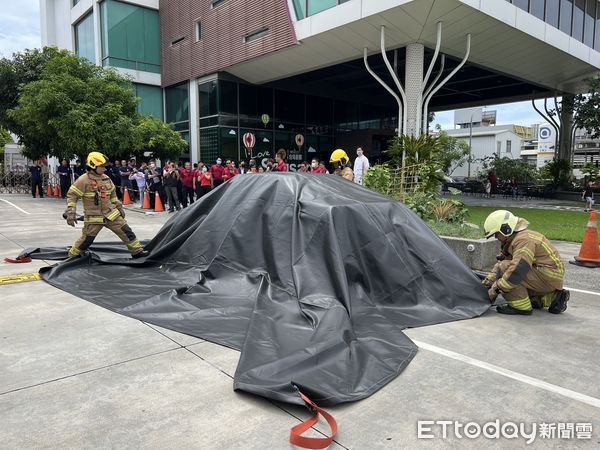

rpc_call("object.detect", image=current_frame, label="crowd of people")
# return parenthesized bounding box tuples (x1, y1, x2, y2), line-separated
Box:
(45, 147, 370, 213)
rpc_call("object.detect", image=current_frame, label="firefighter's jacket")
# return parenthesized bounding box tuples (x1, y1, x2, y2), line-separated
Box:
(495, 218, 564, 293)
(66, 171, 122, 223)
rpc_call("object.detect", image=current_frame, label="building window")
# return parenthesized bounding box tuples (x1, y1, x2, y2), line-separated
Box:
(595, 0, 600, 50)
(133, 84, 163, 120)
(547, 0, 560, 26)
(195, 20, 202, 42)
(512, 0, 529, 11)
(530, 0, 545, 19)
(73, 0, 80, 5)
(307, 0, 338, 16)
(506, 140, 512, 154)
(171, 36, 185, 46)
(74, 13, 95, 64)
(100, 0, 160, 73)
(584, 0, 596, 46)
(573, 0, 585, 41)
(211, 0, 227, 8)
(559, 0, 574, 34)
(243, 28, 270, 43)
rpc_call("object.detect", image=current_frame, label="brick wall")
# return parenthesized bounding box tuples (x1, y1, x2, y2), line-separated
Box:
(160, 0, 297, 87)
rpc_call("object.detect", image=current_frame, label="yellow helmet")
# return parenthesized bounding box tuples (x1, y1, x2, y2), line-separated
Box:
(86, 152, 108, 170)
(483, 210, 519, 239)
(330, 149, 349, 165)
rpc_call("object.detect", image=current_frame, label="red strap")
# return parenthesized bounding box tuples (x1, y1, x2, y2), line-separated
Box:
(289, 392, 338, 449)
(4, 256, 32, 264)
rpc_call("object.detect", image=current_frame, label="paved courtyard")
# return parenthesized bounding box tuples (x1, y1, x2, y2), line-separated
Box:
(1, 195, 599, 449)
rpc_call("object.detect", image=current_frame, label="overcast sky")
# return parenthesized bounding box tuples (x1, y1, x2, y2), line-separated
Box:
(0, 1, 545, 129)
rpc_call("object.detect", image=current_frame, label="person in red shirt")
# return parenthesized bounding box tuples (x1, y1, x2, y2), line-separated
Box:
(194, 166, 213, 198)
(180, 162, 196, 207)
(273, 149, 289, 172)
(310, 158, 327, 174)
(211, 158, 225, 188)
(222, 159, 239, 182)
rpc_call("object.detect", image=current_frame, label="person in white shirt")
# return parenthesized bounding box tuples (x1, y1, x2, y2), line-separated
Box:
(353, 147, 370, 185)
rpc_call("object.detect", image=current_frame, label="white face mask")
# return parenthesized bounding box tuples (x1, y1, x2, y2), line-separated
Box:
(357, 150, 363, 157)
(311, 162, 318, 168)
(216, 159, 222, 165)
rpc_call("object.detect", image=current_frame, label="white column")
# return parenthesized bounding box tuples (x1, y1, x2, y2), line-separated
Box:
(93, 1, 102, 67)
(404, 43, 424, 137)
(189, 79, 199, 164)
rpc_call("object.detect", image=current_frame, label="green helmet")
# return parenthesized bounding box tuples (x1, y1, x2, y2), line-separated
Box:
(483, 210, 519, 239)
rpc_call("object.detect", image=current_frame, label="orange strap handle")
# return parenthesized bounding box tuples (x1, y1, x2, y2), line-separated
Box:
(289, 392, 338, 449)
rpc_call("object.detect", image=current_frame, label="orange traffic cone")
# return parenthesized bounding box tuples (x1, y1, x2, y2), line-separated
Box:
(571, 210, 600, 268)
(154, 192, 164, 212)
(142, 191, 151, 209)
(47, 183, 53, 197)
(54, 184, 60, 197)
(123, 188, 132, 205)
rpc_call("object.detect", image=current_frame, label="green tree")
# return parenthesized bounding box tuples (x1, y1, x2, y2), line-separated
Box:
(574, 76, 600, 138)
(579, 162, 600, 181)
(482, 157, 539, 184)
(540, 158, 571, 187)
(5, 49, 186, 162)
(132, 115, 188, 161)
(0, 47, 71, 158)
(436, 129, 470, 175)
(0, 126, 11, 153)
(8, 52, 138, 160)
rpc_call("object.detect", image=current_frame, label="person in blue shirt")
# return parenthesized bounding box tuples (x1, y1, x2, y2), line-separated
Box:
(57, 159, 72, 198)
(29, 160, 44, 198)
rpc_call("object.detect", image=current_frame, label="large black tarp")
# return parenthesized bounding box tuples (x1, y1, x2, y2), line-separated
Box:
(25, 173, 489, 406)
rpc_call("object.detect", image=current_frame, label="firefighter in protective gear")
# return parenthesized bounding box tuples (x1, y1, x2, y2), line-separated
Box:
(482, 210, 569, 315)
(330, 149, 353, 178)
(65, 152, 148, 259)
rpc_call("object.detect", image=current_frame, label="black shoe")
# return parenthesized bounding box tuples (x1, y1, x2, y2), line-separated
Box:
(496, 305, 532, 315)
(132, 250, 149, 259)
(548, 290, 570, 314)
(530, 297, 543, 309)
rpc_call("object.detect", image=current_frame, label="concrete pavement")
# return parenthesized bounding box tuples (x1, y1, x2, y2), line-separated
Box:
(1, 194, 599, 449)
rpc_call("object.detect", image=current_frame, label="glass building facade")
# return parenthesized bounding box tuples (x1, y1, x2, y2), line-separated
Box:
(165, 83, 190, 157)
(133, 83, 163, 120)
(100, 0, 161, 73)
(74, 13, 95, 63)
(197, 78, 396, 167)
(507, 0, 600, 50)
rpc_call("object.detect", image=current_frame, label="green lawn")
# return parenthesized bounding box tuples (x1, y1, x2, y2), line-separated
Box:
(465, 206, 590, 243)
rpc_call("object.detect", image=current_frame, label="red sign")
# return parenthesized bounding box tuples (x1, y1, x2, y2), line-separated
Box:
(243, 132, 256, 149)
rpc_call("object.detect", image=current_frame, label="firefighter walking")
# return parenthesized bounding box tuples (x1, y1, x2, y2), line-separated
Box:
(65, 152, 149, 259)
(482, 210, 569, 315)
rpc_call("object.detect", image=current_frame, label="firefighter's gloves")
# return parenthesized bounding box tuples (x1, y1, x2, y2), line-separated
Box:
(65, 209, 77, 227)
(488, 282, 500, 303)
(482, 272, 496, 288)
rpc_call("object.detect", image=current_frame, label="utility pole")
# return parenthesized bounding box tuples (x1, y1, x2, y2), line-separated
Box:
(467, 110, 476, 179)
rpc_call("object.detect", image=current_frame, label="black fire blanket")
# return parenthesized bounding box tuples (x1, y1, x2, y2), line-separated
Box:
(22, 173, 489, 407)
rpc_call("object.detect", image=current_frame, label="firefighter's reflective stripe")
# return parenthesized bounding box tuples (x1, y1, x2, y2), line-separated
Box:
(84, 216, 105, 223)
(0, 272, 42, 285)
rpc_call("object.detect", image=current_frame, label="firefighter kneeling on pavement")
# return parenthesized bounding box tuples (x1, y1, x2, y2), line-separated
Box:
(482, 210, 569, 315)
(64, 152, 149, 259)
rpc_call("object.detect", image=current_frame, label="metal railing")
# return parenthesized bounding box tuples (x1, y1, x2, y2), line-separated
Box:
(388, 164, 425, 201)
(0, 172, 61, 195)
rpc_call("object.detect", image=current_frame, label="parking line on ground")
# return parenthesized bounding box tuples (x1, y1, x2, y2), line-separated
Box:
(413, 340, 600, 410)
(0, 198, 30, 215)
